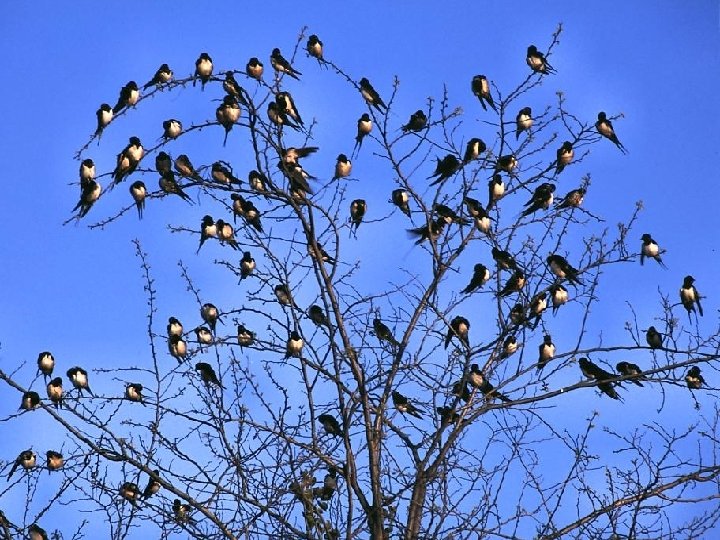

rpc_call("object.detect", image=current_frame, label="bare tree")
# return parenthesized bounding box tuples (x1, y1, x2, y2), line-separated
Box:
(2, 25, 720, 540)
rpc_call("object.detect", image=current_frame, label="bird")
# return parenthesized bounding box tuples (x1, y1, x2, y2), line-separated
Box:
(248, 170, 269, 193)
(174, 154, 203, 182)
(125, 383, 144, 403)
(515, 107, 533, 139)
(246, 57, 264, 80)
(143, 63, 173, 89)
(271, 47, 301, 80)
(428, 154, 461, 185)
(471, 74, 497, 112)
(240, 199, 263, 233)
(195, 326, 213, 346)
(155, 151, 172, 174)
(680, 275, 703, 320)
(159, 171, 193, 203)
(67, 366, 93, 396)
(195, 362, 223, 388)
(278, 160, 314, 195)
(19, 391, 40, 411)
(267, 101, 300, 130)
(201, 303, 221, 333)
(359, 77, 386, 111)
(79, 158, 96, 187)
(468, 364, 511, 402)
(216, 95, 241, 146)
(308, 304, 330, 328)
(509, 304, 526, 328)
(521, 183, 556, 217)
(487, 174, 505, 209)
(392, 390, 422, 418)
(129, 180, 146, 219)
(309, 241, 336, 265)
(112, 80, 140, 114)
(646, 326, 663, 349)
(498, 270, 525, 297)
(547, 254, 583, 285)
(168, 335, 188, 363)
(276, 91, 304, 127)
(537, 335, 555, 371)
(306, 34, 324, 62)
(350, 199, 367, 234)
(578, 357, 620, 399)
(318, 468, 337, 501)
(197, 216, 217, 254)
(463, 137, 486, 163)
(37, 351, 55, 380)
(285, 331, 304, 359)
(495, 154, 517, 174)
(142, 470, 161, 499)
(492, 247, 518, 272)
(401, 110, 427, 132)
(529, 292, 548, 326)
(274, 284, 297, 308)
(8, 449, 36, 479)
(194, 52, 213, 89)
(616, 361, 645, 387)
(390, 188, 411, 217)
(445, 316, 470, 349)
(595, 112, 627, 153)
(640, 234, 667, 269)
(408, 218, 446, 245)
(555, 141, 573, 175)
(222, 71, 249, 106)
(173, 499, 195, 523)
(526, 45, 555, 74)
(237, 324, 255, 348)
(556, 187, 585, 210)
(95, 103, 113, 138)
(44, 451, 63, 473)
(161, 118, 182, 140)
(463, 195, 488, 222)
(28, 524, 48, 540)
(373, 318, 400, 348)
(211, 161, 240, 186)
(318, 413, 343, 437)
(462, 263, 490, 294)
(167, 317, 183, 338)
(239, 251, 255, 280)
(550, 283, 569, 314)
(231, 193, 248, 223)
(112, 136, 144, 183)
(500, 335, 519, 359)
(73, 179, 101, 217)
(334, 154, 352, 180)
(434, 203, 469, 227)
(437, 406, 460, 424)
(47, 377, 63, 408)
(354, 113, 372, 156)
(282, 146, 319, 165)
(685, 366, 705, 390)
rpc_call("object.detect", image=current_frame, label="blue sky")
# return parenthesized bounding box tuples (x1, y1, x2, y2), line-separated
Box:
(1, 0, 720, 536)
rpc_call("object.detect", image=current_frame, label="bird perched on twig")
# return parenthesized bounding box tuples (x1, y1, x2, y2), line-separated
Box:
(680, 275, 703, 320)
(271, 48, 301, 80)
(685, 366, 705, 390)
(526, 45, 555, 74)
(373, 317, 399, 349)
(392, 390, 422, 418)
(359, 77, 386, 111)
(515, 107, 532, 139)
(471, 74, 497, 112)
(616, 361, 645, 387)
(578, 357, 621, 400)
(444, 316, 470, 349)
(194, 52, 213, 89)
(555, 141, 573, 174)
(595, 112, 627, 153)
(640, 234, 667, 269)
(547, 254, 583, 285)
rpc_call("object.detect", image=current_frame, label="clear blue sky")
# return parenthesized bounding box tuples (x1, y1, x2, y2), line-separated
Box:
(1, 0, 719, 536)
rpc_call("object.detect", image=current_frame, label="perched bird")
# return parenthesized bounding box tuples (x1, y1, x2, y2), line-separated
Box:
(194, 52, 213, 89)
(487, 174, 505, 209)
(129, 180, 146, 219)
(408, 218, 446, 245)
(354, 113, 372, 156)
(495, 154, 517, 174)
(680, 275, 703, 320)
(333, 154, 352, 180)
(555, 141, 573, 175)
(521, 183, 555, 217)
(46, 451, 64, 472)
(578, 357, 620, 399)
(222, 71, 249, 106)
(37, 351, 55, 380)
(113, 136, 144, 183)
(47, 377, 63, 408)
(616, 361, 645, 387)
(211, 161, 240, 185)
(463, 197, 491, 233)
(685, 366, 705, 390)
(462, 263, 490, 294)
(451, 380, 471, 403)
(550, 283, 569, 314)
(308, 304, 330, 328)
(142, 470, 161, 499)
(500, 335, 519, 358)
(529, 292, 547, 326)
(646, 326, 663, 349)
(526, 45, 555, 74)
(201, 303, 221, 333)
(8, 449, 36, 479)
(67, 366, 93, 396)
(373, 318, 400, 348)
(434, 204, 469, 226)
(308, 242, 336, 265)
(318, 468, 337, 500)
(125, 383, 144, 403)
(492, 247, 518, 272)
(282, 146, 319, 165)
(168, 335, 188, 362)
(276, 91, 303, 127)
(547, 254, 583, 285)
(349, 199, 366, 234)
(231, 193, 248, 223)
(248, 170, 269, 193)
(595, 112, 627, 153)
(515, 107, 533, 139)
(240, 199, 263, 232)
(306, 34, 324, 62)
(162, 118, 182, 140)
(95, 103, 113, 138)
(239, 251, 255, 280)
(19, 391, 40, 411)
(237, 324, 254, 348)
(318, 413, 343, 437)
(28, 524, 48, 540)
(278, 160, 314, 194)
(79, 158, 96, 187)
(195, 362, 223, 388)
(173, 499, 195, 523)
(143, 63, 173, 89)
(463, 137, 486, 163)
(73, 179, 101, 217)
(195, 326, 213, 345)
(285, 331, 304, 358)
(271, 47, 301, 79)
(197, 215, 217, 253)
(390, 188, 411, 217)
(509, 303, 527, 326)
(468, 364, 510, 402)
(155, 151, 172, 174)
(246, 57, 264, 80)
(167, 317, 183, 338)
(274, 284, 296, 308)
(174, 154, 203, 182)
(640, 234, 667, 269)
(267, 101, 300, 130)
(401, 110, 427, 132)
(556, 187, 585, 210)
(428, 154, 461, 185)
(471, 74, 497, 112)
(112, 80, 140, 114)
(392, 390, 422, 418)
(537, 334, 555, 371)
(498, 270, 525, 297)
(359, 77, 386, 111)
(437, 406, 460, 424)
(159, 171, 193, 203)
(216, 96, 241, 146)
(445, 316, 470, 349)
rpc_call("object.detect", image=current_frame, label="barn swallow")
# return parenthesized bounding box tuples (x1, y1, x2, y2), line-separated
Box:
(73, 179, 101, 217)
(500, 335, 519, 358)
(276, 91, 303, 127)
(354, 113, 372, 156)
(550, 283, 569, 314)
(434, 204, 469, 226)
(47, 377, 63, 408)
(471, 75, 497, 112)
(8, 449, 36, 479)
(578, 357, 620, 399)
(499, 270, 525, 297)
(129, 180, 146, 219)
(526, 45, 555, 74)
(168, 335, 188, 363)
(306, 34, 324, 61)
(529, 292, 547, 326)
(143, 63, 173, 89)
(595, 112, 627, 153)
(239, 251, 255, 280)
(646, 326, 663, 349)
(248, 170, 269, 193)
(515, 107, 532, 139)
(19, 391, 40, 411)
(401, 110, 427, 132)
(334, 154, 352, 180)
(222, 71, 249, 106)
(174, 154, 203, 182)
(155, 151, 172, 174)
(495, 154, 517, 174)
(67, 366, 93, 396)
(685, 366, 705, 389)
(237, 324, 255, 348)
(309, 242, 336, 265)
(142, 470, 161, 499)
(308, 304, 330, 328)
(462, 263, 490, 294)
(201, 303, 221, 333)
(487, 174, 505, 209)
(210, 162, 238, 187)
(167, 317, 183, 337)
(195, 326, 213, 345)
(392, 390, 422, 418)
(194, 52, 213, 89)
(640, 234, 667, 269)
(282, 146, 319, 165)
(428, 154, 461, 185)
(113, 81, 140, 114)
(437, 406, 460, 424)
(491, 247, 518, 272)
(318, 468, 337, 500)
(159, 171, 193, 203)
(37, 351, 55, 379)
(239, 199, 263, 232)
(373, 317, 399, 348)
(556, 187, 585, 210)
(278, 160, 314, 194)
(215, 96, 242, 146)
(350, 199, 366, 234)
(119, 482, 140, 506)
(268, 101, 300, 130)
(46, 451, 63, 471)
(113, 136, 144, 183)
(195, 362, 223, 387)
(79, 158, 96, 187)
(359, 78, 386, 111)
(407, 217, 446, 245)
(271, 47, 302, 79)
(468, 364, 510, 402)
(274, 284, 297, 309)
(463, 138, 486, 163)
(286, 331, 304, 358)
(547, 254, 583, 285)
(680, 275, 703, 319)
(555, 141, 573, 175)
(162, 118, 182, 140)
(390, 188, 411, 217)
(451, 380, 471, 403)
(246, 57, 264, 80)
(521, 183, 555, 217)
(616, 361, 645, 387)
(318, 413, 343, 437)
(173, 499, 195, 523)
(231, 193, 247, 223)
(537, 334, 555, 370)
(445, 316, 470, 349)
(125, 383, 144, 403)
(95, 103, 113, 138)
(28, 524, 48, 540)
